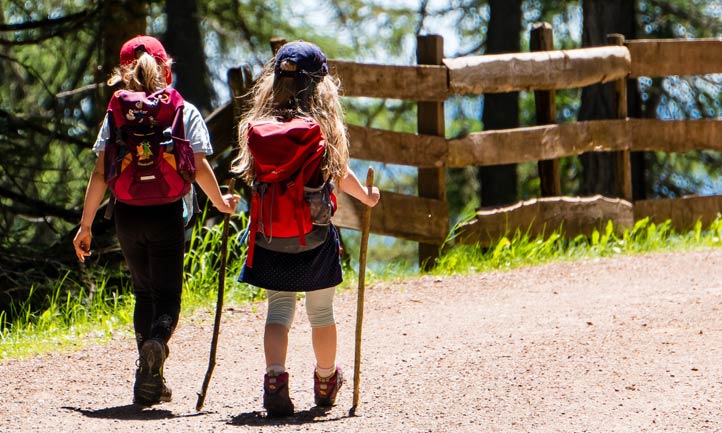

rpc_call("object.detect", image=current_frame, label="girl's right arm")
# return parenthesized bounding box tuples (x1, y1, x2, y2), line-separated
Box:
(193, 153, 240, 214)
(72, 153, 108, 263)
(338, 166, 380, 207)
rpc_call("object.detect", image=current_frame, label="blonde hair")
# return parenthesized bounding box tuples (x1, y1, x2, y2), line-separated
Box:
(107, 52, 169, 93)
(231, 59, 350, 184)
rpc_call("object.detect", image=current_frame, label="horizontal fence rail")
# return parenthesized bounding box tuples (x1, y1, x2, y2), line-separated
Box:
(444, 46, 630, 94)
(455, 195, 634, 246)
(346, 124, 447, 168)
(331, 40, 722, 100)
(628, 38, 722, 78)
(345, 118, 722, 168)
(332, 190, 449, 244)
(328, 60, 448, 101)
(457, 193, 722, 248)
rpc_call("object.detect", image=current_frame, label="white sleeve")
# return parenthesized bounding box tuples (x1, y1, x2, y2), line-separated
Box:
(92, 115, 110, 154)
(182, 102, 213, 155)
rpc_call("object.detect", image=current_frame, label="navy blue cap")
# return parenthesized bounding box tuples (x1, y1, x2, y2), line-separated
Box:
(274, 41, 329, 79)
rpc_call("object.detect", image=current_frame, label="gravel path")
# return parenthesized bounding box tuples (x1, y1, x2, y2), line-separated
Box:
(1, 249, 721, 432)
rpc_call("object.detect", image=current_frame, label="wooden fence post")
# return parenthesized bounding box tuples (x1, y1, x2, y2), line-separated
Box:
(531, 22, 561, 197)
(270, 37, 287, 55)
(608, 33, 633, 201)
(416, 35, 446, 270)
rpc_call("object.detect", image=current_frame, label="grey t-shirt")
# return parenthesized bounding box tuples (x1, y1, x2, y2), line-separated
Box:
(92, 101, 213, 155)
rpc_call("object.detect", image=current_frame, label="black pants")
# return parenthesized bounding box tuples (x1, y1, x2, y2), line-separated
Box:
(114, 200, 184, 355)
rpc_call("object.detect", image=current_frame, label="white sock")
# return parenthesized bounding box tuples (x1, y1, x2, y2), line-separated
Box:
(315, 364, 336, 378)
(267, 365, 286, 376)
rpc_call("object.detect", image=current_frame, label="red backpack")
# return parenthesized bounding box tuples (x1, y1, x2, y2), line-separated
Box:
(104, 88, 195, 206)
(245, 117, 336, 267)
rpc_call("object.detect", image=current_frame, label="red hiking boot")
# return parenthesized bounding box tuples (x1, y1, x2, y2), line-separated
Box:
(314, 367, 344, 407)
(263, 372, 294, 417)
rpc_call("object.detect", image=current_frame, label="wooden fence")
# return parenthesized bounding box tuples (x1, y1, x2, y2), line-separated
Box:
(205, 30, 722, 266)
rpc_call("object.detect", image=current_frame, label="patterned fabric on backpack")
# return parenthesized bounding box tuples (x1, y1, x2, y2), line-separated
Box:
(104, 88, 195, 206)
(245, 117, 336, 267)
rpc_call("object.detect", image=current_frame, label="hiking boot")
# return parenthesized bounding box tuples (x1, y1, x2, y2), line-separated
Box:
(263, 372, 294, 417)
(133, 339, 168, 406)
(160, 383, 172, 403)
(314, 367, 344, 407)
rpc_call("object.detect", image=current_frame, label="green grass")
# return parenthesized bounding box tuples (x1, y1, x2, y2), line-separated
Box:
(0, 272, 135, 360)
(3, 214, 722, 362)
(0, 210, 262, 361)
(433, 216, 722, 275)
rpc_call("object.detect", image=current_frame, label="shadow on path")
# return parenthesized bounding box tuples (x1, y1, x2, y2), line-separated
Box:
(62, 404, 207, 421)
(229, 406, 352, 426)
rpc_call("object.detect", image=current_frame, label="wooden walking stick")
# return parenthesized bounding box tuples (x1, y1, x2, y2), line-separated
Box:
(350, 167, 374, 416)
(196, 178, 236, 411)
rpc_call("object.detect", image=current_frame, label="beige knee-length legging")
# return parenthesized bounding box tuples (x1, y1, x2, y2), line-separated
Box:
(265, 287, 336, 328)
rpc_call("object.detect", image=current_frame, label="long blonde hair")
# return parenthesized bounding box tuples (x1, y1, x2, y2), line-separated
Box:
(107, 52, 169, 93)
(231, 59, 350, 184)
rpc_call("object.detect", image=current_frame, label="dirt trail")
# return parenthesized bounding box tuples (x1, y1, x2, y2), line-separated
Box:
(1, 249, 722, 432)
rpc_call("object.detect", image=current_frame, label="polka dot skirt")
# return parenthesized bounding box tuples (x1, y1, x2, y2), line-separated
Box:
(238, 225, 343, 292)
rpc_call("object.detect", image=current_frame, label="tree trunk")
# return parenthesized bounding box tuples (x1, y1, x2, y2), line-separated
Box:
(477, 0, 521, 207)
(97, 0, 148, 105)
(164, 0, 213, 114)
(579, 0, 638, 197)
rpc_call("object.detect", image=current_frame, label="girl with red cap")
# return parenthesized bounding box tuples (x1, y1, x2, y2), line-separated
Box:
(73, 35, 239, 406)
(232, 40, 380, 417)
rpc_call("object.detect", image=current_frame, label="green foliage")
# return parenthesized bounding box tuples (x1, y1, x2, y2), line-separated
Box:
(0, 272, 134, 360)
(182, 207, 263, 307)
(0, 210, 261, 361)
(434, 215, 722, 276)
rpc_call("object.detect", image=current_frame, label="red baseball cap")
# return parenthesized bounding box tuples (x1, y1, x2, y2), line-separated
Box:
(119, 35, 172, 84)
(119, 35, 169, 66)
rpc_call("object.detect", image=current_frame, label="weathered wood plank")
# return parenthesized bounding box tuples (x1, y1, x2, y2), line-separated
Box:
(444, 46, 630, 94)
(628, 39, 722, 78)
(454, 195, 634, 247)
(347, 119, 722, 170)
(628, 119, 722, 153)
(328, 60, 448, 101)
(633, 195, 722, 229)
(447, 120, 630, 167)
(332, 190, 449, 244)
(347, 124, 447, 167)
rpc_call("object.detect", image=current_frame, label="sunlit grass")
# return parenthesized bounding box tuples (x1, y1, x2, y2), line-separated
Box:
(0, 209, 262, 361)
(0, 273, 135, 360)
(433, 216, 722, 275)
(3, 214, 722, 362)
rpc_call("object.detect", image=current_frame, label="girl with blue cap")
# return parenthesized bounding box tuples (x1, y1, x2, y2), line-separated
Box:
(232, 40, 380, 417)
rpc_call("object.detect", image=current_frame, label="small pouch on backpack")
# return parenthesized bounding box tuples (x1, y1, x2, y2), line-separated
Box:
(181, 184, 198, 226)
(304, 180, 334, 226)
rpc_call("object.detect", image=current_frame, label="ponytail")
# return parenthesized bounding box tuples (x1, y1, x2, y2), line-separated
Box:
(107, 52, 169, 93)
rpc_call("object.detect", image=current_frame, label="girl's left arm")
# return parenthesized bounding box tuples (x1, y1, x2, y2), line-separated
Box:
(194, 153, 241, 214)
(338, 166, 380, 207)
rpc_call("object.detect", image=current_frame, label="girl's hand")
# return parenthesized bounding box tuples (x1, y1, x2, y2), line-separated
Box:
(364, 186, 381, 207)
(72, 226, 92, 263)
(215, 193, 241, 214)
